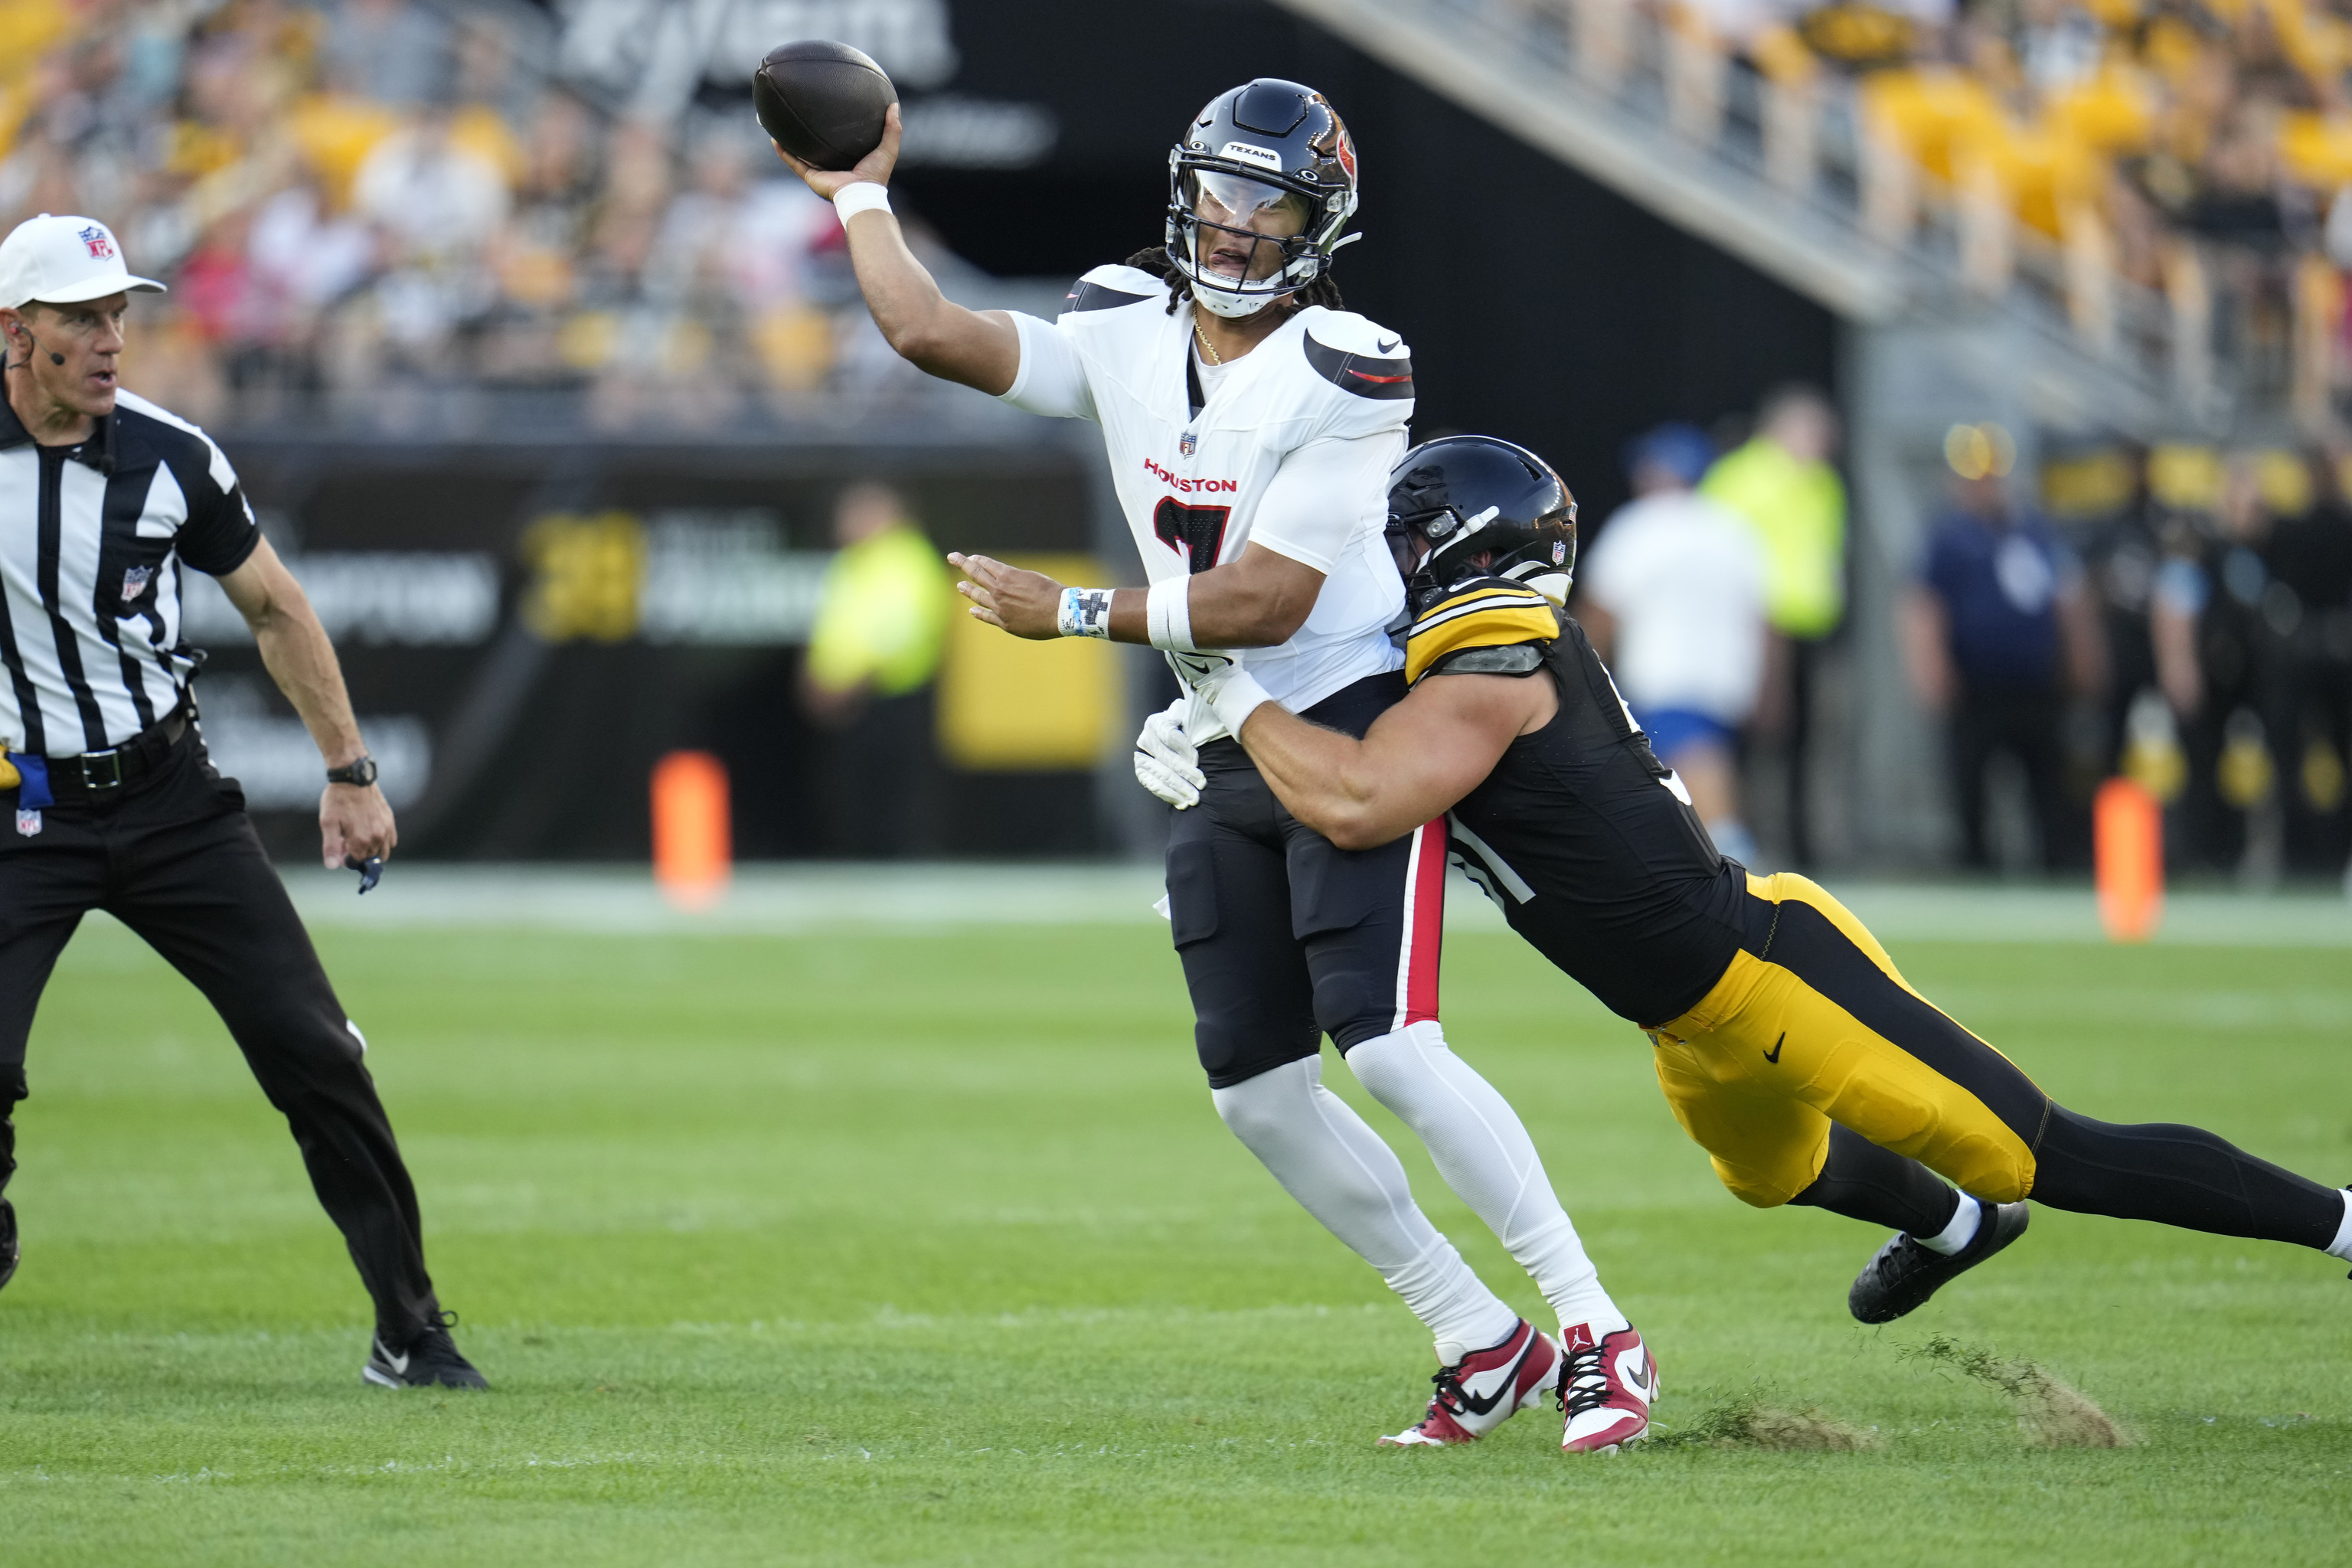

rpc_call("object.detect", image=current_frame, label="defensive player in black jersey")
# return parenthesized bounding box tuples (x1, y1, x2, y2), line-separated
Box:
(1171, 435, 2352, 1338)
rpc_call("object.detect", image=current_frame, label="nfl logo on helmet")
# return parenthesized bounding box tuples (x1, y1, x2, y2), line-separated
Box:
(78, 224, 113, 260)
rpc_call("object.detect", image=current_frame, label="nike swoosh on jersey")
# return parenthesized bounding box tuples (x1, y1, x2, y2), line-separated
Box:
(1377, 335, 1400, 352)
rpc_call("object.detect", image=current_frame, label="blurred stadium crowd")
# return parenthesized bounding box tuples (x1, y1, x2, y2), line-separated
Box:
(0, 0, 959, 430)
(1648, 0, 2352, 409)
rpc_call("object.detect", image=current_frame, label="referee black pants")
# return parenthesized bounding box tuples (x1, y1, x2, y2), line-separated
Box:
(0, 729, 440, 1341)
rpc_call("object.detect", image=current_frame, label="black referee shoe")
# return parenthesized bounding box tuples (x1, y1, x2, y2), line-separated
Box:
(0, 1197, 16, 1293)
(363, 1310, 489, 1390)
(1848, 1201, 2030, 1324)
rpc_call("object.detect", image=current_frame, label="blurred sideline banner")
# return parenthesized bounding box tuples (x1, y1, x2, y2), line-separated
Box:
(936, 555, 1120, 772)
(194, 437, 1116, 861)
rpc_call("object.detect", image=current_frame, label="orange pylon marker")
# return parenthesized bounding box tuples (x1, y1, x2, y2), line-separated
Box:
(652, 750, 731, 911)
(2093, 776, 2163, 942)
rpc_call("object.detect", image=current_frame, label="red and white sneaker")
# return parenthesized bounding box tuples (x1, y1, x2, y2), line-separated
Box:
(1557, 1320, 1656, 1454)
(1379, 1318, 1562, 1446)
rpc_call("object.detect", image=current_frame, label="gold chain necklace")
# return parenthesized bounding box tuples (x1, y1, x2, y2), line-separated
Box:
(1192, 322, 1223, 367)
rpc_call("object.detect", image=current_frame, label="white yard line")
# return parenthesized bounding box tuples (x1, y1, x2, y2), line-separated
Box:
(240, 863, 2352, 947)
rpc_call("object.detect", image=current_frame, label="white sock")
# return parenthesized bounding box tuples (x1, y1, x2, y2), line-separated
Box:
(1212, 1056, 1521, 1359)
(2327, 1191, 2352, 1262)
(1346, 1021, 1625, 1336)
(1918, 1191, 1983, 1256)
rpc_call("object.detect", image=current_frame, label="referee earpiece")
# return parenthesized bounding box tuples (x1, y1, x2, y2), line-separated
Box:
(5, 324, 61, 369)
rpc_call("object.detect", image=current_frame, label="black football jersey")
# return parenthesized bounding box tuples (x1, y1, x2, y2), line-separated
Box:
(1408, 577, 1747, 1027)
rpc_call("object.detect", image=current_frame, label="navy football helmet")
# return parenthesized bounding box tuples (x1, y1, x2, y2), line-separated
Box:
(1165, 79, 1360, 318)
(1386, 436, 1579, 613)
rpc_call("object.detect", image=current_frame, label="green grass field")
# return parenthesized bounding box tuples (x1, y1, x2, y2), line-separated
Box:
(2, 903, 2349, 1565)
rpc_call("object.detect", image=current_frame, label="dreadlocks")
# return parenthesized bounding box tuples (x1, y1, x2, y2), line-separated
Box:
(1122, 247, 1348, 317)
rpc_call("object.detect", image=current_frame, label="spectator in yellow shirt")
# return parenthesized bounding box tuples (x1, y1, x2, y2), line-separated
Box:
(1700, 386, 1846, 867)
(801, 482, 955, 856)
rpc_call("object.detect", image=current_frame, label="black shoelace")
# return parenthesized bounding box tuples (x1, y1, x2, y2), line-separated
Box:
(1557, 1342, 1610, 1419)
(1426, 1362, 1472, 1416)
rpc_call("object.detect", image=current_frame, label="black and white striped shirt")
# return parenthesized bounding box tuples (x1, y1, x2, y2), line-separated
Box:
(0, 389, 259, 756)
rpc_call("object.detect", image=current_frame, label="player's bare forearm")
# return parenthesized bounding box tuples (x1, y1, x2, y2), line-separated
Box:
(1237, 675, 1544, 850)
(949, 544, 1321, 647)
(841, 216, 1021, 393)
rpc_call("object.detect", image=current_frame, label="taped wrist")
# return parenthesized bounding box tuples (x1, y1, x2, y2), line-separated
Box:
(1212, 671, 1273, 734)
(1146, 577, 1196, 652)
(1057, 586, 1115, 639)
(832, 182, 893, 221)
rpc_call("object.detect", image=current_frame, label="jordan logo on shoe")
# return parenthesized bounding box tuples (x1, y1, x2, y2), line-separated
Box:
(1764, 1034, 1785, 1064)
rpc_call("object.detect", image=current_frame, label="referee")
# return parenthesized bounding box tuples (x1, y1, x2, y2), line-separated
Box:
(0, 214, 483, 1390)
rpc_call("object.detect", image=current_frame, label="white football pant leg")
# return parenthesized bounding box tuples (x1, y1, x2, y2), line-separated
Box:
(1347, 1021, 1624, 1334)
(1213, 1055, 1521, 1359)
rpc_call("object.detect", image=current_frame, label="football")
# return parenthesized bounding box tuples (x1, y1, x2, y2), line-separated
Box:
(753, 40, 897, 171)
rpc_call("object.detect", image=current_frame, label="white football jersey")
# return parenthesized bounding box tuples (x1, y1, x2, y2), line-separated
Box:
(998, 263, 1413, 737)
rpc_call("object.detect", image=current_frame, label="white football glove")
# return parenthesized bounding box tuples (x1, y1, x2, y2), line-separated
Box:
(1133, 697, 1206, 809)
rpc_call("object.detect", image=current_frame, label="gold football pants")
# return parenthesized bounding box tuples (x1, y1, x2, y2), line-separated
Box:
(1648, 873, 2050, 1208)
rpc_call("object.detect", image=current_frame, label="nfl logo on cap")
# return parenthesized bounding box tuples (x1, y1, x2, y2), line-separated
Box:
(0, 214, 165, 312)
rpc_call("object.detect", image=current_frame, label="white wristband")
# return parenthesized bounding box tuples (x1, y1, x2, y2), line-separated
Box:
(832, 181, 893, 221)
(1145, 577, 1196, 652)
(1211, 671, 1274, 735)
(1057, 586, 1114, 639)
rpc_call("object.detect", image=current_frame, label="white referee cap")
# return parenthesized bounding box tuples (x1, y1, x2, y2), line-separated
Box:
(0, 214, 165, 312)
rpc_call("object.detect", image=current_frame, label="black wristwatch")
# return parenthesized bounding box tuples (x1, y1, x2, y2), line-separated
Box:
(326, 756, 378, 788)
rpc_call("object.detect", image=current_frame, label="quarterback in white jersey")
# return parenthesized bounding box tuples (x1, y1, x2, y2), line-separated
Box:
(776, 77, 1631, 1453)
(993, 260, 1410, 738)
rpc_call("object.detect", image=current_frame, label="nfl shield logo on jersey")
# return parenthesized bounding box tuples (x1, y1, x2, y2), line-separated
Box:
(120, 564, 153, 603)
(15, 808, 40, 837)
(1180, 432, 1197, 457)
(78, 224, 113, 260)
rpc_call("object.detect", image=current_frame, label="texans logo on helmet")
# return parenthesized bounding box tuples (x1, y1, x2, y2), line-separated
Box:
(1334, 126, 1357, 184)
(78, 224, 113, 260)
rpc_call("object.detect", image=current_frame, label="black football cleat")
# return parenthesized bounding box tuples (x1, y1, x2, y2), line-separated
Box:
(1848, 1200, 2030, 1324)
(0, 1197, 15, 1293)
(364, 1309, 489, 1390)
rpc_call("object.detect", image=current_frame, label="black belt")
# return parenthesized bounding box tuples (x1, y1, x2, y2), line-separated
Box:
(38, 705, 189, 802)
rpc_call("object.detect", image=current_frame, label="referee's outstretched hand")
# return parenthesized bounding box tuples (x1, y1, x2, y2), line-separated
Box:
(321, 781, 396, 872)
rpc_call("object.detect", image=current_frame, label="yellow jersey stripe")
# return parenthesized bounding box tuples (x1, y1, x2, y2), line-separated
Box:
(1403, 601, 1560, 683)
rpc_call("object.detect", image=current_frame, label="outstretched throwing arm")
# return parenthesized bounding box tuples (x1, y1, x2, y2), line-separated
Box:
(774, 105, 1021, 394)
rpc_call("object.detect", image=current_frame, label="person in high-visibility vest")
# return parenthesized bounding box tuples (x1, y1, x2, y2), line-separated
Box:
(801, 482, 956, 855)
(1701, 387, 1845, 867)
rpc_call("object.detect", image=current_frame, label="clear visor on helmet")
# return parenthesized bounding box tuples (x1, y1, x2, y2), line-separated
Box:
(1181, 169, 1315, 285)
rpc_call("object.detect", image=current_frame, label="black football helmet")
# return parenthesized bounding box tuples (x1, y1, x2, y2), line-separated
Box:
(1386, 436, 1579, 614)
(1165, 79, 1360, 318)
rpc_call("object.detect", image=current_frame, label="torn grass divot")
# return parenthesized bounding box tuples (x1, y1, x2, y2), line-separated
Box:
(1646, 1384, 1883, 1452)
(1897, 1334, 2130, 1448)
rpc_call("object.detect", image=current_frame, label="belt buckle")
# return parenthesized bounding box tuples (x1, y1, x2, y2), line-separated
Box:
(78, 749, 122, 792)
